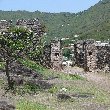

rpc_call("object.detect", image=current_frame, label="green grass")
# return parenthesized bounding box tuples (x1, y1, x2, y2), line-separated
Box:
(57, 80, 110, 104)
(18, 58, 84, 81)
(15, 83, 41, 95)
(58, 73, 84, 80)
(16, 100, 53, 110)
(0, 62, 5, 69)
(18, 58, 45, 73)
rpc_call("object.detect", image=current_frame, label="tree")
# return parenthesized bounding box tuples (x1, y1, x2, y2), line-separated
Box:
(0, 26, 45, 89)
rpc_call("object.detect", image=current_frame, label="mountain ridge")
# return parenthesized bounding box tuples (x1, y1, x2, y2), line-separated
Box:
(0, 0, 109, 41)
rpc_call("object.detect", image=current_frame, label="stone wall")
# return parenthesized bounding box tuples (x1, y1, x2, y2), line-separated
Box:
(51, 39, 62, 70)
(16, 18, 44, 37)
(96, 45, 110, 72)
(74, 39, 110, 72)
(0, 20, 12, 33)
(0, 19, 62, 71)
(42, 44, 52, 68)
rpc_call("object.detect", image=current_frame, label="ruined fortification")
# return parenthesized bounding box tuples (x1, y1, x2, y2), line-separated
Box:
(0, 20, 12, 33)
(51, 39, 62, 70)
(74, 39, 110, 72)
(0, 19, 62, 71)
(0, 19, 109, 72)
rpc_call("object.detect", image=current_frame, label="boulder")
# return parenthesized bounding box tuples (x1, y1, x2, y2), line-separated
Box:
(57, 93, 71, 100)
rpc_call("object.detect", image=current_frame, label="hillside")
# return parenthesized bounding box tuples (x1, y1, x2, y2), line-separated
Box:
(0, 0, 110, 42)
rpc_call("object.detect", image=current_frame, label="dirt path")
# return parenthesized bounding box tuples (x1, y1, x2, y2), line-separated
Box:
(84, 72, 110, 93)
(63, 66, 110, 93)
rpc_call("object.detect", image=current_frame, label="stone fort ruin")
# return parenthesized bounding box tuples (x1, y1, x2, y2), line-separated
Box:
(0, 19, 110, 72)
(0, 19, 63, 71)
(42, 39, 62, 70)
(0, 20, 12, 33)
(51, 39, 62, 70)
(74, 39, 110, 72)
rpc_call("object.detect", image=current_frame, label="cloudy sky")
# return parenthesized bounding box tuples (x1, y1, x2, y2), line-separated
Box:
(0, 0, 100, 13)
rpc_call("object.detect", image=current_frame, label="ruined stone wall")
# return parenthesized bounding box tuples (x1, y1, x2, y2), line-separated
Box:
(0, 20, 12, 33)
(74, 41, 85, 68)
(16, 18, 43, 37)
(0, 19, 63, 71)
(16, 18, 44, 49)
(74, 40, 110, 72)
(42, 44, 52, 68)
(96, 45, 110, 72)
(51, 39, 62, 70)
(85, 41, 97, 72)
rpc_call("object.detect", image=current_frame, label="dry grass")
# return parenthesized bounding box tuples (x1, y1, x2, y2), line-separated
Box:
(15, 73, 110, 110)
(0, 64, 110, 110)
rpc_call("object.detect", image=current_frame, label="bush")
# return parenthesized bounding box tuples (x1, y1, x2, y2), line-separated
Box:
(48, 86, 58, 94)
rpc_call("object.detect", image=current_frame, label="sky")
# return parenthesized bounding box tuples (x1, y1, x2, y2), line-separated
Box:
(0, 0, 100, 13)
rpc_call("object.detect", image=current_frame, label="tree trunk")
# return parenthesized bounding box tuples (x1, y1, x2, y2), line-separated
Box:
(5, 59, 13, 89)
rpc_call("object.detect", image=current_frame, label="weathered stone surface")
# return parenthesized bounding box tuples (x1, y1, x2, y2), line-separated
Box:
(11, 76, 23, 86)
(0, 101, 15, 110)
(9, 61, 43, 79)
(74, 39, 110, 72)
(51, 39, 62, 70)
(57, 93, 71, 100)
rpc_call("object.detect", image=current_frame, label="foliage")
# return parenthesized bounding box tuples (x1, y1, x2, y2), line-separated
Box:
(0, 25, 45, 89)
(62, 48, 72, 60)
(18, 58, 45, 73)
(0, 27, 34, 89)
(0, 0, 109, 43)
(19, 58, 84, 80)
(0, 62, 5, 69)
(48, 86, 58, 94)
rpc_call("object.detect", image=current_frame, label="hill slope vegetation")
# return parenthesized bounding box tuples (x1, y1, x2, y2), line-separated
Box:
(0, 0, 110, 41)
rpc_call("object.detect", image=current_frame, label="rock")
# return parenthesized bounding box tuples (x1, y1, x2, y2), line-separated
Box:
(57, 94, 71, 100)
(31, 72, 43, 79)
(11, 76, 23, 86)
(0, 101, 15, 110)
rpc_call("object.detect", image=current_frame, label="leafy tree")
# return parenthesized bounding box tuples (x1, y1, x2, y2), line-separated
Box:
(0, 27, 44, 89)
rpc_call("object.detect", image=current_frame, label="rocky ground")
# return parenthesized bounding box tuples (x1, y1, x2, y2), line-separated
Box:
(0, 67, 110, 110)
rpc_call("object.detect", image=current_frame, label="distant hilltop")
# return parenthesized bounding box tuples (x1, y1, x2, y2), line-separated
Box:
(0, 0, 110, 42)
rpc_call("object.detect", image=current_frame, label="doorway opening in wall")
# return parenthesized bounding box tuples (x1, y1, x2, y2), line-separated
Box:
(55, 53, 59, 56)
(89, 52, 92, 56)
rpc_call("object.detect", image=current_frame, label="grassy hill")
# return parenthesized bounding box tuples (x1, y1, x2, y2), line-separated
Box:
(0, 0, 110, 42)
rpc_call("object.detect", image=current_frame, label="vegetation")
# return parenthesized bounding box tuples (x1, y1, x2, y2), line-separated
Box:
(0, 0, 110, 109)
(17, 100, 52, 110)
(0, 27, 31, 89)
(19, 58, 84, 80)
(15, 75, 110, 110)
(0, 26, 45, 89)
(62, 48, 72, 60)
(0, 0, 109, 43)
(0, 62, 5, 70)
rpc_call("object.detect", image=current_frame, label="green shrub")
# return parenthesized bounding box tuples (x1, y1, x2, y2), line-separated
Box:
(18, 58, 45, 73)
(0, 62, 5, 69)
(48, 86, 58, 94)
